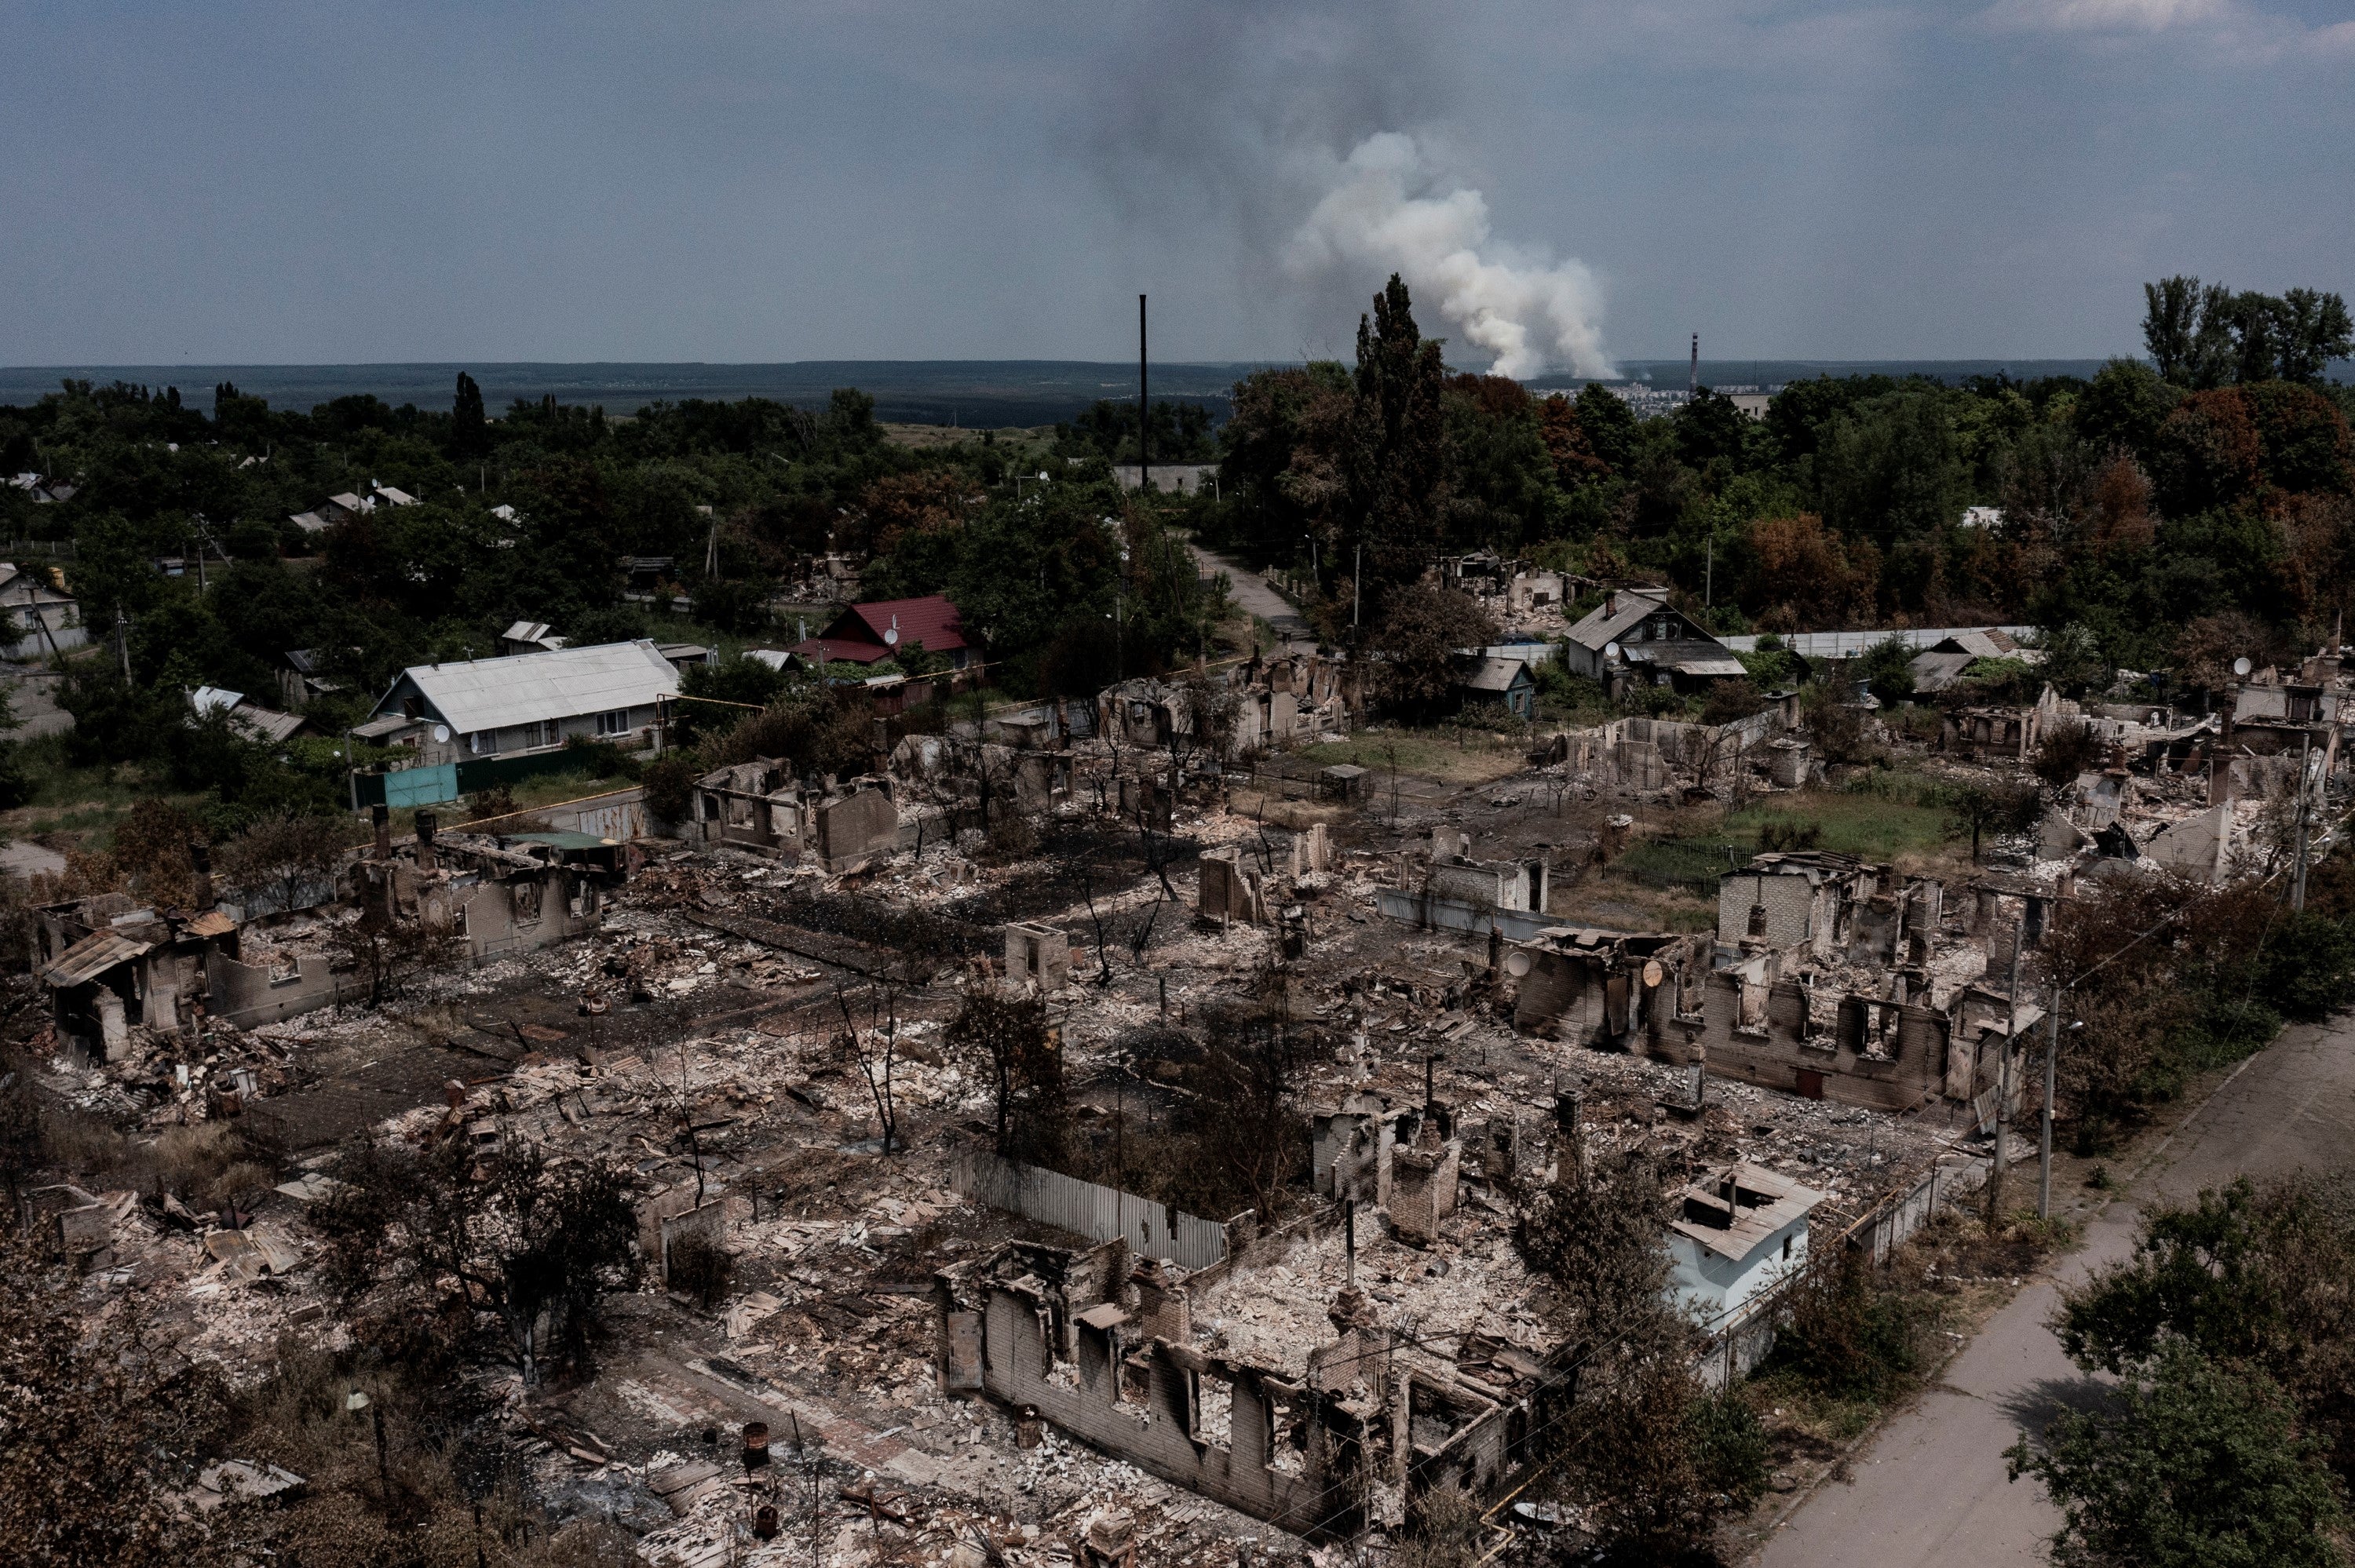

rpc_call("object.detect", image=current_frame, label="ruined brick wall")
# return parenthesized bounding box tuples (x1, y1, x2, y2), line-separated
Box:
(1697, 971, 1949, 1112)
(1386, 1141, 1460, 1242)
(1717, 872, 1815, 952)
(207, 952, 363, 1029)
(978, 1284, 1349, 1536)
(816, 787, 897, 870)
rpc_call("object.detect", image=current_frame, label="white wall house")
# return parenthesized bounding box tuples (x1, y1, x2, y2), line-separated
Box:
(1667, 1163, 1824, 1327)
(357, 640, 681, 766)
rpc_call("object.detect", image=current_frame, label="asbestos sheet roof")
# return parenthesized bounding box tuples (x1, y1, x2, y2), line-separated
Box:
(1672, 1164, 1826, 1264)
(1565, 589, 1669, 651)
(379, 640, 679, 735)
(1458, 655, 1531, 693)
(42, 928, 155, 989)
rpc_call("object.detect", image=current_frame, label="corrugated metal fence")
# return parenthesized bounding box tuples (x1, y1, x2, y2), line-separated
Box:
(951, 1153, 1233, 1271)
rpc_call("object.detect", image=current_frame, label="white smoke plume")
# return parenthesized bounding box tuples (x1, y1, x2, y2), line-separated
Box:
(1286, 132, 1614, 380)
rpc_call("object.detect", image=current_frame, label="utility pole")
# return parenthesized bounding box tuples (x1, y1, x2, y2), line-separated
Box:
(1689, 332, 1699, 399)
(1353, 542, 1361, 637)
(2291, 730, 2313, 910)
(1138, 294, 1149, 494)
(1989, 925, 2022, 1227)
(115, 608, 130, 680)
(2039, 979, 2062, 1221)
(1705, 537, 1713, 608)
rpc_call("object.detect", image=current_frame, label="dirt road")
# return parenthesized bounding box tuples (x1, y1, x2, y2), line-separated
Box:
(1188, 542, 1316, 653)
(1753, 1017, 2355, 1565)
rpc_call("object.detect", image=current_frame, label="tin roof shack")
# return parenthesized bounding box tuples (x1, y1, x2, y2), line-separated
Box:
(1667, 1165, 1824, 1326)
(1504, 927, 1708, 1052)
(937, 1231, 1545, 1542)
(1561, 589, 1746, 695)
(1453, 656, 1534, 721)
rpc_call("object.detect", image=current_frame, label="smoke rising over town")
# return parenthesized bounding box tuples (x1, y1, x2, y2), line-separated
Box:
(1287, 130, 1614, 378)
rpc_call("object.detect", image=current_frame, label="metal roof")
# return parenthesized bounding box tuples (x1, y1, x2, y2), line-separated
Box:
(42, 928, 156, 989)
(374, 640, 680, 736)
(1720, 625, 2037, 658)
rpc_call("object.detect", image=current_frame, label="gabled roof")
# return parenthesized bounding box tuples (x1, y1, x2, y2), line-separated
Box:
(829, 596, 968, 655)
(1623, 640, 1745, 677)
(374, 640, 680, 736)
(788, 637, 894, 666)
(1457, 655, 1533, 694)
(1565, 588, 1670, 652)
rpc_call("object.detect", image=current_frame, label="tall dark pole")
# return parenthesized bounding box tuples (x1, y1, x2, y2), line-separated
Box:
(1138, 294, 1150, 494)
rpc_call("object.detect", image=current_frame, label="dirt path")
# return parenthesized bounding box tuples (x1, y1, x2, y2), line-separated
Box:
(1188, 542, 1316, 653)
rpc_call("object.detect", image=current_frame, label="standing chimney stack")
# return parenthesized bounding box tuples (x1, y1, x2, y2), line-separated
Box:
(371, 803, 392, 860)
(415, 812, 438, 873)
(188, 841, 214, 910)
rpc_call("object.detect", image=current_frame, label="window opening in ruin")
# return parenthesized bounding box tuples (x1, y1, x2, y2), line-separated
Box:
(1194, 1373, 1232, 1449)
(1746, 903, 1767, 938)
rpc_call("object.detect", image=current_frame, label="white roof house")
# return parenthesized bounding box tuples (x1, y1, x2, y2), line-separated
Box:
(363, 640, 681, 760)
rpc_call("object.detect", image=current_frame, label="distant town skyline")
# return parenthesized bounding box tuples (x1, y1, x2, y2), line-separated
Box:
(5, 2, 2350, 373)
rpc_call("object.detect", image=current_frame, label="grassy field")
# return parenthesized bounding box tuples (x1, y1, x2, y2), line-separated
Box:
(1294, 726, 1535, 786)
(1611, 772, 1958, 890)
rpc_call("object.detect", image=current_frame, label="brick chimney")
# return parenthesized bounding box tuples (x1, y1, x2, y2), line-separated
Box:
(415, 811, 438, 873)
(188, 841, 214, 910)
(371, 803, 392, 860)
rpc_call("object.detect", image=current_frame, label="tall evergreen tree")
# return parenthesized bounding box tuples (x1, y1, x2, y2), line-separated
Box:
(451, 370, 487, 460)
(1346, 274, 1450, 598)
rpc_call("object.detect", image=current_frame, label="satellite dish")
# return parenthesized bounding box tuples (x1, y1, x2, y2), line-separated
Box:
(883, 628, 899, 646)
(432, 724, 451, 743)
(1642, 960, 1665, 989)
(1605, 641, 1623, 662)
(2233, 657, 2252, 677)
(1503, 950, 1534, 979)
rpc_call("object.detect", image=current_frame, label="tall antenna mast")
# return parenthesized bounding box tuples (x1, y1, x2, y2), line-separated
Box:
(1689, 333, 1699, 399)
(1138, 294, 1150, 494)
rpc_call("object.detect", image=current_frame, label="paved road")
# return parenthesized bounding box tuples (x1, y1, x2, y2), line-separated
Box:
(1754, 1016, 2355, 1566)
(1188, 542, 1317, 653)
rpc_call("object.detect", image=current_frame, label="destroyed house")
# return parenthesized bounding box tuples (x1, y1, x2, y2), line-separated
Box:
(1674, 961, 2032, 1113)
(1668, 1165, 1824, 1324)
(37, 895, 237, 1060)
(1505, 928, 1707, 1048)
(937, 1234, 1543, 1541)
(1228, 653, 1353, 755)
(686, 756, 907, 873)
(361, 639, 681, 764)
(1717, 851, 1886, 962)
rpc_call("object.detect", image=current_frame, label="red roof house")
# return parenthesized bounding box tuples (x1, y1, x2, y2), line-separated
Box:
(789, 596, 972, 669)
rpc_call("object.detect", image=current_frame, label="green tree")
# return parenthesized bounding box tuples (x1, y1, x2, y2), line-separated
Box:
(1367, 582, 1497, 720)
(451, 370, 488, 459)
(2056, 1174, 2355, 1483)
(2008, 1339, 2348, 1568)
(1347, 274, 1451, 595)
(2276, 289, 2355, 386)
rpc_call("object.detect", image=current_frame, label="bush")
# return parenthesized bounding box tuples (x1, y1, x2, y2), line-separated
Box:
(1770, 1244, 1927, 1402)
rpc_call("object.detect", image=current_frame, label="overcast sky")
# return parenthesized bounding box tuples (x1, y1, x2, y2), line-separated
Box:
(5, 0, 2351, 372)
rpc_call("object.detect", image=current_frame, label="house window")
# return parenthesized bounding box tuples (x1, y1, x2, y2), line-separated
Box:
(467, 731, 495, 755)
(595, 709, 630, 737)
(1747, 904, 1768, 938)
(1782, 1234, 1792, 1260)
